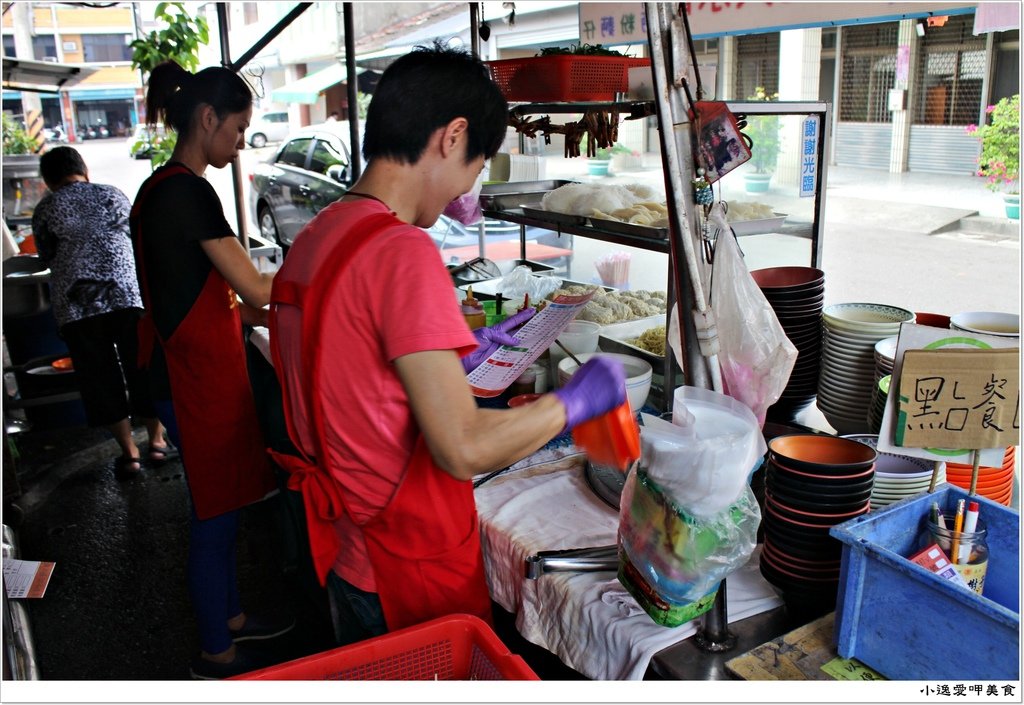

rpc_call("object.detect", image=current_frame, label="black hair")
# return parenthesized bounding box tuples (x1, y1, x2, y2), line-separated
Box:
(362, 41, 508, 165)
(144, 61, 252, 141)
(39, 145, 87, 188)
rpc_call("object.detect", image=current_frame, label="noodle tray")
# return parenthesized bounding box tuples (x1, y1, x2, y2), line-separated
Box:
(598, 314, 667, 372)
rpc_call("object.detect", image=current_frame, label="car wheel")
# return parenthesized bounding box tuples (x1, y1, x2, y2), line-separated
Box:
(258, 205, 280, 245)
(251, 133, 267, 148)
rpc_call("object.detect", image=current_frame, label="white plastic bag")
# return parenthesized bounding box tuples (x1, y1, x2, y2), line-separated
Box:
(703, 211, 797, 426)
(495, 265, 563, 302)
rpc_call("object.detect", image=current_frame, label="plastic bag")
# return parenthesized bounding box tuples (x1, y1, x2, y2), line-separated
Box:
(640, 398, 764, 519)
(618, 466, 761, 604)
(495, 265, 562, 302)
(442, 169, 485, 225)
(703, 205, 797, 425)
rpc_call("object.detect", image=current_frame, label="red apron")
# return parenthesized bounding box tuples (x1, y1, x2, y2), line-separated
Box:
(131, 165, 275, 520)
(267, 211, 492, 631)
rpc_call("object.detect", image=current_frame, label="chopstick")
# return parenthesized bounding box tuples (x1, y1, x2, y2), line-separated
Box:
(554, 338, 584, 367)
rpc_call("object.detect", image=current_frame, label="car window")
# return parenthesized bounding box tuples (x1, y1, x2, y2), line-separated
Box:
(277, 138, 312, 168)
(309, 138, 348, 175)
(269, 113, 287, 123)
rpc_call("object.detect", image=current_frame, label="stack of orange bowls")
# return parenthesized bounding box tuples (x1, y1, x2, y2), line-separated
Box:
(944, 447, 1016, 506)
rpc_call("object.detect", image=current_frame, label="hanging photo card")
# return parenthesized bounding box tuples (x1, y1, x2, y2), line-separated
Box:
(691, 101, 751, 184)
(877, 323, 1020, 465)
(896, 348, 1020, 450)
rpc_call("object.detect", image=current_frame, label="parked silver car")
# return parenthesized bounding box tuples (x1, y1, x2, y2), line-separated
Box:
(245, 111, 291, 148)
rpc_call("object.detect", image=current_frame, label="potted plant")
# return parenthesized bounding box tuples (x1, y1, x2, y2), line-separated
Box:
(966, 94, 1020, 219)
(2, 112, 42, 181)
(743, 87, 780, 193)
(610, 142, 643, 171)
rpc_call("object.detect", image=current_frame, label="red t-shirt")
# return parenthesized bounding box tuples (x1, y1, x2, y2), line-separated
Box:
(274, 199, 477, 591)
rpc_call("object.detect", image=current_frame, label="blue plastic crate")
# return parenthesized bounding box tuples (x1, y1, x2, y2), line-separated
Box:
(830, 484, 1019, 680)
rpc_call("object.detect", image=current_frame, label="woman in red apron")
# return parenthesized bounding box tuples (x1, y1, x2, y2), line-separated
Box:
(269, 44, 626, 646)
(131, 61, 286, 680)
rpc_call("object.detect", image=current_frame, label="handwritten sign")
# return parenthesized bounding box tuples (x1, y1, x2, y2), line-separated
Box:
(895, 348, 1020, 450)
(799, 116, 819, 198)
(579, 3, 648, 45)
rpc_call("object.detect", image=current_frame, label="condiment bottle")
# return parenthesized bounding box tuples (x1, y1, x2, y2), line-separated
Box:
(462, 286, 486, 330)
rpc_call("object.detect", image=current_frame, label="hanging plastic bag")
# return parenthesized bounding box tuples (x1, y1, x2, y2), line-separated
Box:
(442, 168, 485, 225)
(702, 206, 797, 426)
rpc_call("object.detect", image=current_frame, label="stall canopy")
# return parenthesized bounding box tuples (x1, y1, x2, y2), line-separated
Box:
(1, 57, 97, 94)
(270, 62, 380, 104)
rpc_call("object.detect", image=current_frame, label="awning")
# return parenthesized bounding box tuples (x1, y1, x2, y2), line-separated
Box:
(1, 57, 97, 94)
(271, 63, 364, 104)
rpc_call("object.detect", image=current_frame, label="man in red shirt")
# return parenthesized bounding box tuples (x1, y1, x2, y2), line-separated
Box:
(270, 43, 625, 645)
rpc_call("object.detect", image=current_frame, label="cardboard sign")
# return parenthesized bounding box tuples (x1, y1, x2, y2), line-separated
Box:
(895, 348, 1020, 450)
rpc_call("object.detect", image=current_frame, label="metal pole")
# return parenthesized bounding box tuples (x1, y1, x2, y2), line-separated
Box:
(228, 3, 314, 73)
(343, 3, 362, 181)
(216, 3, 250, 251)
(469, 2, 481, 58)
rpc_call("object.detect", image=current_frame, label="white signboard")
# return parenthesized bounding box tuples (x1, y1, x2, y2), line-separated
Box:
(579, 3, 648, 45)
(580, 3, 978, 40)
(799, 115, 819, 198)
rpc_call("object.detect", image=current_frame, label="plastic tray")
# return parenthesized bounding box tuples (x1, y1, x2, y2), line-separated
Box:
(830, 485, 1019, 680)
(588, 215, 669, 240)
(479, 180, 575, 210)
(487, 55, 651, 102)
(728, 213, 788, 236)
(599, 314, 667, 371)
(520, 204, 589, 227)
(234, 614, 538, 680)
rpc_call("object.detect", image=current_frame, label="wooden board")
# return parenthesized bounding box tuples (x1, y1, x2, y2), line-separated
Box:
(725, 612, 839, 680)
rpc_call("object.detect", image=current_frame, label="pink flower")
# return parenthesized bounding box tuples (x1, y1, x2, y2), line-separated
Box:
(985, 105, 996, 113)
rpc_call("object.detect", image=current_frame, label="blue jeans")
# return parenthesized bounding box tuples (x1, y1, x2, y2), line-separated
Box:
(326, 571, 387, 647)
(155, 400, 241, 655)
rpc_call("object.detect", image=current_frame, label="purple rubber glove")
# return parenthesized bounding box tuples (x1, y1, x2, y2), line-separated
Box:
(461, 307, 537, 374)
(553, 357, 627, 429)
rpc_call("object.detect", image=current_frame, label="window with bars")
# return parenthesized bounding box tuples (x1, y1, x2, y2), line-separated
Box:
(912, 14, 985, 126)
(734, 33, 780, 100)
(839, 23, 899, 123)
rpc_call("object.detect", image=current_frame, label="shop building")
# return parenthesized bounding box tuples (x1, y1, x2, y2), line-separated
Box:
(1, 2, 150, 141)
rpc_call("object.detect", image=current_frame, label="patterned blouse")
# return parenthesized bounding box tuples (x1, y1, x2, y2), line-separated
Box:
(32, 181, 143, 328)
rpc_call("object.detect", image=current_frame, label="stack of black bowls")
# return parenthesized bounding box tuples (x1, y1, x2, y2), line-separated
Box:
(760, 433, 876, 618)
(751, 267, 826, 422)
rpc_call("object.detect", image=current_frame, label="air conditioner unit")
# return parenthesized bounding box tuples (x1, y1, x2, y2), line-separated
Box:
(41, 57, 57, 63)
(62, 41, 77, 51)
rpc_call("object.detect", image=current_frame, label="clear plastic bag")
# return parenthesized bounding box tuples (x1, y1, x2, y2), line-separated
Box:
(704, 212, 797, 425)
(495, 265, 563, 302)
(618, 466, 761, 604)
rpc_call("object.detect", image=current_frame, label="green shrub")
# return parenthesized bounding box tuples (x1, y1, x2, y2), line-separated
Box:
(966, 94, 1020, 194)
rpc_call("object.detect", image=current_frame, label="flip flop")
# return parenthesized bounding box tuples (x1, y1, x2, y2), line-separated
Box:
(115, 455, 142, 480)
(146, 443, 179, 466)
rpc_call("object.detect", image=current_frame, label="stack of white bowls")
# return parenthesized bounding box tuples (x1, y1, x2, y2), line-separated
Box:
(950, 311, 1020, 338)
(818, 303, 915, 435)
(842, 434, 946, 510)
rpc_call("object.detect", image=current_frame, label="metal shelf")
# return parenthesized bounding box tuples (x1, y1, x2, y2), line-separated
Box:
(509, 100, 656, 118)
(482, 208, 670, 254)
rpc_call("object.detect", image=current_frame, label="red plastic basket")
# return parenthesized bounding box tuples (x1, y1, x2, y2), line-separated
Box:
(233, 614, 539, 680)
(488, 55, 651, 102)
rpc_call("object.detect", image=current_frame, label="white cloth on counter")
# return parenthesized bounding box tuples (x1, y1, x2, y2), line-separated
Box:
(474, 455, 782, 681)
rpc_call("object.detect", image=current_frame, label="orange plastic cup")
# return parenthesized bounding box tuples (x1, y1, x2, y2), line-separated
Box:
(572, 401, 641, 471)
